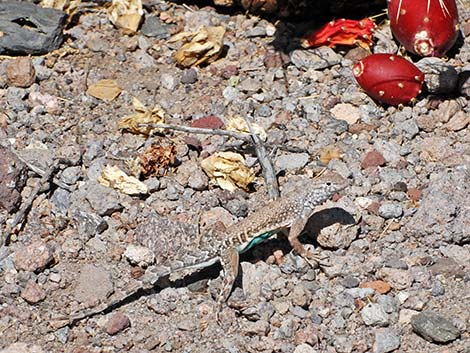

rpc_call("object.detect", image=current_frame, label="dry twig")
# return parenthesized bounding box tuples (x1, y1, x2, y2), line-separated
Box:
(142, 123, 251, 141)
(242, 116, 280, 199)
(3, 160, 61, 246)
(142, 121, 280, 197)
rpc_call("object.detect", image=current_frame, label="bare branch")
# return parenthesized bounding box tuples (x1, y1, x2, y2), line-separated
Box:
(141, 123, 251, 141)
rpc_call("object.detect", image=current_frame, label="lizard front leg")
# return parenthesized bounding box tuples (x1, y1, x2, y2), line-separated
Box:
(287, 217, 326, 266)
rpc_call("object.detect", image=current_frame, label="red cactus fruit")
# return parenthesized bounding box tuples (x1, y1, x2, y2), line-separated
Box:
(302, 18, 376, 49)
(353, 54, 425, 105)
(388, 0, 459, 57)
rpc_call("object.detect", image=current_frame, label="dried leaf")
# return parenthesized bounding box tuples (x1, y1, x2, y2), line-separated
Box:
(226, 115, 267, 141)
(118, 97, 165, 135)
(139, 144, 177, 177)
(172, 26, 225, 67)
(108, 0, 143, 34)
(40, 0, 81, 15)
(201, 152, 255, 191)
(86, 79, 122, 101)
(97, 165, 148, 195)
(319, 146, 343, 165)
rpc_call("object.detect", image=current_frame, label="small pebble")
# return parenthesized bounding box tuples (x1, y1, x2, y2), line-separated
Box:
(379, 203, 403, 219)
(106, 312, 131, 335)
(6, 57, 36, 87)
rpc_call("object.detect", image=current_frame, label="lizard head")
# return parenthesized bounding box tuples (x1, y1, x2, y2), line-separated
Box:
(315, 171, 349, 193)
(302, 171, 349, 208)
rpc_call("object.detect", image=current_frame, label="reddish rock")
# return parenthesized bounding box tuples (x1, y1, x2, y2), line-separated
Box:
(360, 280, 392, 294)
(72, 348, 95, 353)
(263, 51, 285, 68)
(190, 115, 224, 129)
(388, 221, 402, 231)
(21, 280, 46, 304)
(366, 201, 381, 215)
(344, 46, 370, 62)
(0, 111, 7, 129)
(6, 57, 36, 88)
(445, 111, 469, 131)
(274, 111, 292, 125)
(14, 240, 54, 273)
(348, 122, 376, 134)
(407, 188, 422, 202)
(184, 136, 203, 151)
(361, 150, 386, 169)
(220, 64, 239, 79)
(106, 312, 131, 335)
(464, 21, 470, 37)
(294, 323, 320, 346)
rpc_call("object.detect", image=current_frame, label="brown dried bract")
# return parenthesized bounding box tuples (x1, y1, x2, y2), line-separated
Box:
(200, 151, 255, 191)
(139, 144, 177, 177)
(118, 97, 165, 135)
(170, 26, 225, 68)
(108, 0, 143, 34)
(319, 146, 343, 165)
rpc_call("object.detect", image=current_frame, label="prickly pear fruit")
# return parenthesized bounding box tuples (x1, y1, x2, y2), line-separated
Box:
(387, 0, 459, 57)
(353, 54, 425, 105)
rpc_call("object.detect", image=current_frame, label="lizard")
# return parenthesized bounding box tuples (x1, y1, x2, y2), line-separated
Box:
(65, 171, 349, 326)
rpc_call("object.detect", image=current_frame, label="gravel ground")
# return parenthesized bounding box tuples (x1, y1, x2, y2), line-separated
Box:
(0, 1, 469, 352)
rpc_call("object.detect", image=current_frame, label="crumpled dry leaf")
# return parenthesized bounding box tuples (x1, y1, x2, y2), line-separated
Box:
(40, 0, 81, 15)
(319, 146, 343, 165)
(226, 115, 267, 141)
(170, 26, 225, 67)
(97, 165, 148, 195)
(139, 144, 177, 177)
(86, 79, 122, 101)
(108, 0, 143, 34)
(201, 151, 255, 191)
(118, 97, 165, 135)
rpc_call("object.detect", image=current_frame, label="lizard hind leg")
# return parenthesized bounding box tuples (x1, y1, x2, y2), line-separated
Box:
(215, 247, 239, 318)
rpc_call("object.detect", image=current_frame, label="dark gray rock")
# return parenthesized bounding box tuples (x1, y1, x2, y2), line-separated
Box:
(0, 146, 27, 212)
(457, 70, 470, 97)
(181, 68, 198, 84)
(339, 275, 360, 288)
(416, 58, 459, 94)
(289, 47, 341, 71)
(83, 182, 123, 216)
(59, 166, 82, 186)
(411, 311, 461, 343)
(50, 188, 71, 214)
(141, 15, 171, 39)
(0, 1, 66, 55)
(73, 210, 108, 240)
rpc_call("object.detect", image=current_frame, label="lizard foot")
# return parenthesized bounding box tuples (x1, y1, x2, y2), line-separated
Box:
(299, 248, 330, 268)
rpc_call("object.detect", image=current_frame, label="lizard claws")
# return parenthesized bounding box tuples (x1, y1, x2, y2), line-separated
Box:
(300, 249, 330, 268)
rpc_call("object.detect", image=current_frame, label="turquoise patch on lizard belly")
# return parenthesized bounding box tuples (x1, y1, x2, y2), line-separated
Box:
(239, 230, 276, 253)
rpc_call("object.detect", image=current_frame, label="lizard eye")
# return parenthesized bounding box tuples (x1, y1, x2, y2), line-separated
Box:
(326, 182, 331, 186)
